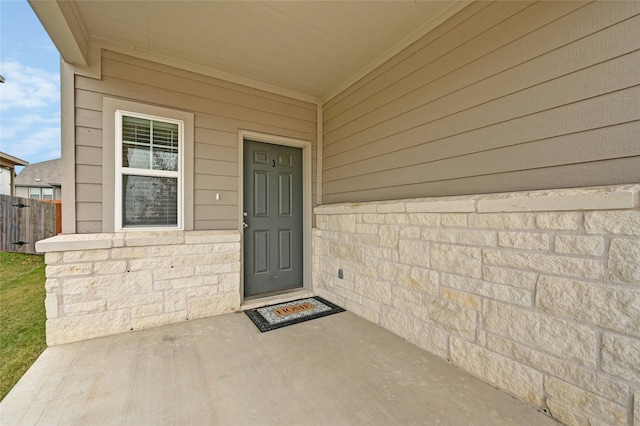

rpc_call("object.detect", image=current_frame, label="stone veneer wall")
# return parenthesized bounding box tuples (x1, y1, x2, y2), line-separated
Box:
(313, 185, 640, 426)
(36, 230, 241, 346)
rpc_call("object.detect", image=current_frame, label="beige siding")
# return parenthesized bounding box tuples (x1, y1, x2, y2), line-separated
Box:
(74, 50, 316, 232)
(323, 1, 640, 204)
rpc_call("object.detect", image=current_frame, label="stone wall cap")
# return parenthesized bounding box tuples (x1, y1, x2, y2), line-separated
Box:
(36, 230, 241, 253)
(314, 184, 640, 215)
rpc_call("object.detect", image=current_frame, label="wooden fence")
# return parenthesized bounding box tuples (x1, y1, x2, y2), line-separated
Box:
(0, 194, 58, 254)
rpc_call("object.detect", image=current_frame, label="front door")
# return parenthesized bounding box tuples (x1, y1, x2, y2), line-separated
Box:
(243, 139, 303, 297)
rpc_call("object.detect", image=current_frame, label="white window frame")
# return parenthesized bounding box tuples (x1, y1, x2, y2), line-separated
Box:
(114, 110, 184, 231)
(102, 97, 194, 233)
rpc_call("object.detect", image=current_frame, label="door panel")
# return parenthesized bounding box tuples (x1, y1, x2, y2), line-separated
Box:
(243, 140, 303, 297)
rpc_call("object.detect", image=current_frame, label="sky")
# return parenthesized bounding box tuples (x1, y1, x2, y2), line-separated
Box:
(0, 0, 61, 171)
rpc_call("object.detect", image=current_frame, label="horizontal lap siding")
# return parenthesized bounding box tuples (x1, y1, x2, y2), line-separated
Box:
(323, 1, 640, 204)
(74, 51, 316, 232)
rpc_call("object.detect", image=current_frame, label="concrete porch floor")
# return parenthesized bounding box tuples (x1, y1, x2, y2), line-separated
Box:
(0, 311, 558, 425)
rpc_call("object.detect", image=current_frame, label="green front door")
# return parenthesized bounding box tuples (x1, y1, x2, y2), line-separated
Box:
(243, 140, 303, 297)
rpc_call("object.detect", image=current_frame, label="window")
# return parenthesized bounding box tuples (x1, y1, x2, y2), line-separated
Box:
(42, 188, 53, 200)
(115, 111, 183, 229)
(29, 188, 41, 199)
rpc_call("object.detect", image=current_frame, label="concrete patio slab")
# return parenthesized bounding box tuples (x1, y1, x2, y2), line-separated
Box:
(1, 311, 558, 425)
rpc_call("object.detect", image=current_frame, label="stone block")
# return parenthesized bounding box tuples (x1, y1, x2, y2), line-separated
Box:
(441, 273, 531, 307)
(360, 213, 385, 224)
(170, 276, 207, 290)
(210, 242, 241, 253)
(328, 241, 364, 264)
(405, 199, 474, 213)
(184, 230, 240, 244)
(399, 239, 430, 267)
(110, 246, 153, 260)
(555, 235, 605, 256)
(601, 333, 640, 384)
(546, 396, 622, 426)
(498, 232, 549, 251)
(406, 213, 439, 226)
(45, 278, 61, 292)
(108, 293, 164, 309)
(431, 244, 482, 278)
(130, 311, 187, 331)
(355, 224, 378, 235)
(64, 271, 153, 303)
(378, 225, 399, 247)
(635, 392, 640, 426)
(93, 261, 128, 275)
(390, 294, 421, 319)
(439, 287, 480, 310)
(488, 335, 628, 405)
(376, 202, 405, 213)
(441, 214, 467, 227)
(423, 228, 495, 247)
(584, 211, 640, 235)
(64, 300, 106, 316)
(187, 292, 240, 319)
(63, 249, 109, 263)
(44, 293, 59, 318)
(422, 296, 476, 340)
(537, 275, 640, 337)
(152, 267, 195, 281)
(483, 300, 596, 367)
(535, 212, 580, 230)
(128, 257, 167, 271)
(46, 263, 93, 278)
(482, 266, 537, 290)
(545, 377, 627, 425)
(131, 303, 164, 318)
(164, 290, 186, 312)
(450, 337, 544, 407)
(380, 307, 419, 342)
(399, 226, 421, 240)
(415, 324, 450, 360)
(218, 273, 240, 292)
(609, 238, 640, 284)
(386, 214, 408, 224)
(468, 213, 535, 229)
(195, 262, 240, 275)
(477, 189, 633, 213)
(186, 286, 221, 298)
(124, 230, 184, 247)
(483, 250, 603, 280)
(354, 280, 391, 305)
(345, 203, 377, 214)
(327, 214, 357, 233)
(46, 309, 130, 346)
(408, 267, 439, 295)
(44, 252, 60, 264)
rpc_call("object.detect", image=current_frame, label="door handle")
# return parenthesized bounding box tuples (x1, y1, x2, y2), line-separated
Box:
(242, 221, 249, 229)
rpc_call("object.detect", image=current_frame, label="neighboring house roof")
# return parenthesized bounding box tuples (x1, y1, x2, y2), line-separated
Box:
(15, 158, 62, 188)
(0, 151, 29, 168)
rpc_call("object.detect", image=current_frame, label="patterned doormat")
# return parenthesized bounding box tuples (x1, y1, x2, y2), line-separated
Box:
(244, 296, 345, 332)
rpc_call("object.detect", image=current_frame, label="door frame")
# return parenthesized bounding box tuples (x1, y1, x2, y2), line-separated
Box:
(238, 129, 313, 303)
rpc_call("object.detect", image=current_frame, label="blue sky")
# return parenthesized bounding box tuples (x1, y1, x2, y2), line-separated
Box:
(0, 0, 61, 169)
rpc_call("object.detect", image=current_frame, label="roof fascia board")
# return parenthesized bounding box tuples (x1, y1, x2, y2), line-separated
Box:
(321, 0, 473, 104)
(28, 0, 89, 67)
(92, 37, 320, 104)
(0, 152, 29, 167)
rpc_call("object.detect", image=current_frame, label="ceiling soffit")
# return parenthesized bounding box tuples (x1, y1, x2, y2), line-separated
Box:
(32, 1, 469, 102)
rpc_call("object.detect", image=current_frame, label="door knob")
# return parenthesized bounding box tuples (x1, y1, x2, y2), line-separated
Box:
(242, 221, 249, 229)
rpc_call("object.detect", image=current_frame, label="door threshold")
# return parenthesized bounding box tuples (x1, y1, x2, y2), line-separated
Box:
(241, 289, 314, 311)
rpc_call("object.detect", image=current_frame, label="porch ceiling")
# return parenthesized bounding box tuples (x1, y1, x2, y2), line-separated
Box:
(29, 0, 469, 102)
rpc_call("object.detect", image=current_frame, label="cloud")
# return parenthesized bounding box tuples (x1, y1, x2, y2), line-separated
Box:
(0, 59, 59, 111)
(0, 59, 61, 163)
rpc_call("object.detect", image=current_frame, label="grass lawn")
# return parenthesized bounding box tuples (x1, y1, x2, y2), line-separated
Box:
(0, 252, 47, 401)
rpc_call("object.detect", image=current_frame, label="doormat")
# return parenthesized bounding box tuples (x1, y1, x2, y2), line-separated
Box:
(244, 296, 345, 332)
